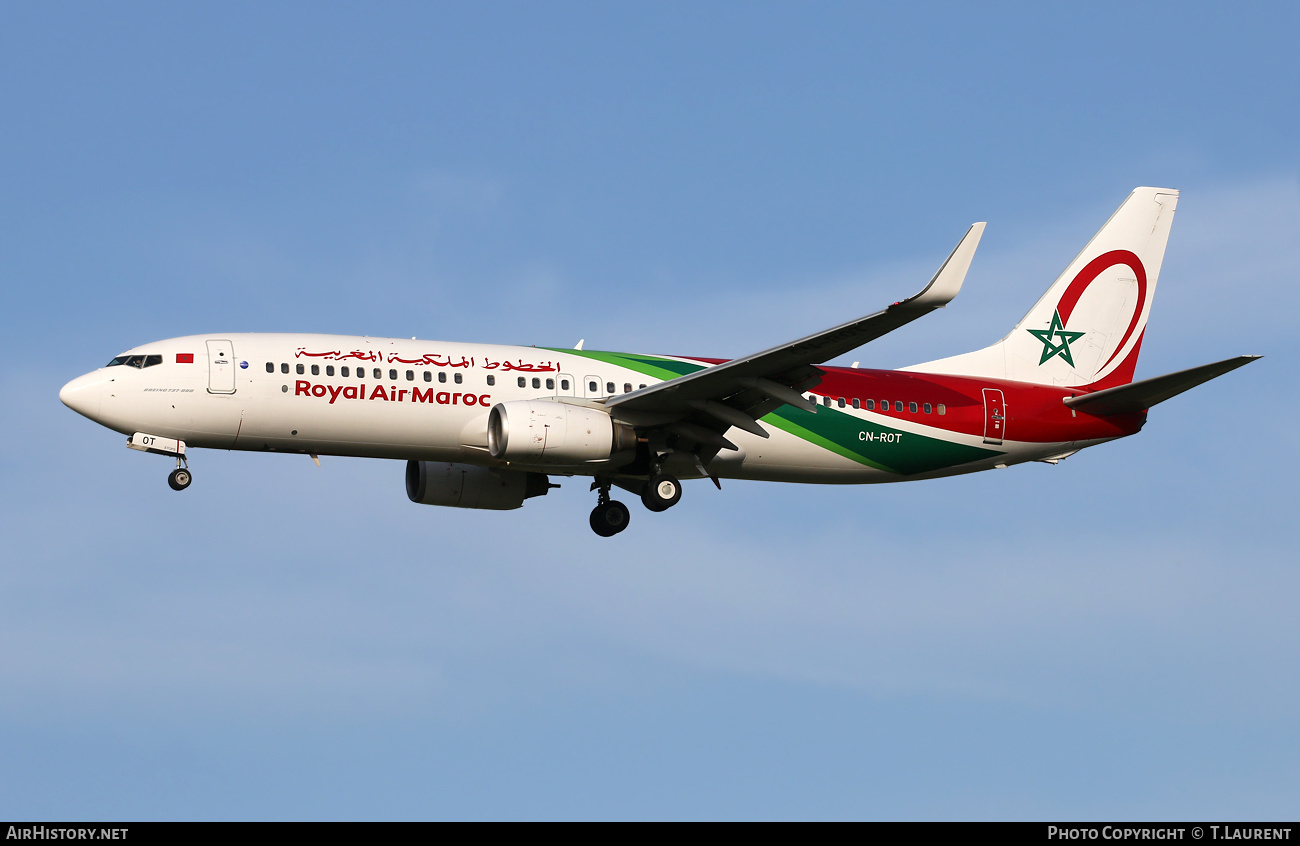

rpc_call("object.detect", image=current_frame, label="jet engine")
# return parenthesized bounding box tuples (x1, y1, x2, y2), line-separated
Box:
(405, 461, 553, 510)
(487, 400, 637, 464)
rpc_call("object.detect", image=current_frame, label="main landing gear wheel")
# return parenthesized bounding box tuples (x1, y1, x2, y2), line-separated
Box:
(167, 468, 192, 491)
(590, 500, 631, 537)
(641, 474, 682, 513)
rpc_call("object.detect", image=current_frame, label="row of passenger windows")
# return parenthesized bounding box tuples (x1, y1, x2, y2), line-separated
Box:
(107, 354, 163, 369)
(269, 362, 489, 385)
(812, 394, 946, 415)
(266, 362, 935, 412)
(269, 362, 650, 396)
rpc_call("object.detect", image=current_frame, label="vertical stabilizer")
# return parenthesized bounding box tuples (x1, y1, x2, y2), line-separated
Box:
(905, 187, 1179, 388)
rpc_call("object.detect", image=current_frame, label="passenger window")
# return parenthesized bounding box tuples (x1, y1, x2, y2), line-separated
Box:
(406, 370, 414, 381)
(547, 378, 555, 390)
(866, 400, 874, 410)
(281, 363, 289, 374)
(639, 384, 646, 390)
(373, 368, 381, 379)
(341, 366, 350, 377)
(909, 402, 917, 413)
(894, 401, 903, 412)
(838, 397, 845, 408)
(623, 383, 632, 393)
(923, 403, 932, 414)
(532, 377, 541, 389)
(423, 371, 432, 382)
(311, 364, 319, 376)
(487, 375, 496, 386)
(326, 366, 335, 377)
(438, 372, 447, 383)
(519, 377, 527, 388)
(265, 362, 274, 373)
(454, 373, 462, 384)
(937, 404, 946, 415)
(389, 369, 397, 380)
(561, 379, 569, 390)
(852, 398, 860, 409)
(589, 380, 598, 393)
(606, 382, 615, 394)
(823, 396, 831, 407)
(296, 363, 305, 375)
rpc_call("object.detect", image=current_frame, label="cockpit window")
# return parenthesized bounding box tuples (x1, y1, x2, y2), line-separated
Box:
(144, 355, 163, 368)
(125, 355, 146, 368)
(107, 355, 130, 367)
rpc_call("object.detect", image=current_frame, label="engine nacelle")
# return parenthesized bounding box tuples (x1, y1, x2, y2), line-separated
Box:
(405, 461, 552, 510)
(487, 400, 637, 464)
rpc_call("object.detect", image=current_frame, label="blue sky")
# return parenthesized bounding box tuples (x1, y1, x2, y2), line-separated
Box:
(2, 2, 1297, 820)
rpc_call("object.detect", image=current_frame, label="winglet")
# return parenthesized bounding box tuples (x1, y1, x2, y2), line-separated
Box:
(904, 221, 985, 309)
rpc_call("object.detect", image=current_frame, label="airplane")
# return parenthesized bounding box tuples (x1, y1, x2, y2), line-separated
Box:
(59, 187, 1258, 537)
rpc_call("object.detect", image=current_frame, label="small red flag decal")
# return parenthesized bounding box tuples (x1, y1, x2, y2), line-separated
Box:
(176, 353, 194, 364)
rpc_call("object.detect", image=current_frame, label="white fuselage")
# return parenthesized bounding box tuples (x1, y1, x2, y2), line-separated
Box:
(60, 333, 1079, 484)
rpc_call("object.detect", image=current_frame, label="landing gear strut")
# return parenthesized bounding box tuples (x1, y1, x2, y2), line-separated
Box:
(167, 456, 192, 491)
(589, 479, 630, 537)
(641, 473, 682, 512)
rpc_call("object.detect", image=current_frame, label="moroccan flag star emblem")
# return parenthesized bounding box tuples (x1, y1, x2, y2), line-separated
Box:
(1027, 309, 1085, 366)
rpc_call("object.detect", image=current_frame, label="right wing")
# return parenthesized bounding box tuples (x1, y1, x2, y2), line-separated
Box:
(605, 222, 986, 438)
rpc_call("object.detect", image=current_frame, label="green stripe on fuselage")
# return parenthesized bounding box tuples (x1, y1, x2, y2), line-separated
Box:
(764, 405, 1000, 475)
(541, 348, 708, 381)
(548, 348, 999, 475)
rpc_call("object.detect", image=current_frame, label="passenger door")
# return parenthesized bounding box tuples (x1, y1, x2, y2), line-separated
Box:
(982, 388, 1006, 445)
(206, 339, 236, 394)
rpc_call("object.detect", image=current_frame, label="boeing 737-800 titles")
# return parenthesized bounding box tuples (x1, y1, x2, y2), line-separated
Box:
(60, 188, 1258, 536)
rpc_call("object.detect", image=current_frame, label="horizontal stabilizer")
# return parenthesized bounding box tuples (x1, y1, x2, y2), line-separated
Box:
(1064, 355, 1260, 416)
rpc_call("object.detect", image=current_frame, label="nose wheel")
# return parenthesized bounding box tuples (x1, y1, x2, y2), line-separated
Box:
(589, 478, 630, 537)
(167, 456, 192, 491)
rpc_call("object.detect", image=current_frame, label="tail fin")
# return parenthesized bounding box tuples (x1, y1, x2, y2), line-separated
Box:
(905, 187, 1179, 389)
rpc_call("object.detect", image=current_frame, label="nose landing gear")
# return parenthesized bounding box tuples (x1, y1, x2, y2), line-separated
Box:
(589, 479, 630, 537)
(126, 433, 193, 492)
(167, 455, 192, 491)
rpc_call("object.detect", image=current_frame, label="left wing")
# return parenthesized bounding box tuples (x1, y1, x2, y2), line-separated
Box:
(605, 222, 986, 446)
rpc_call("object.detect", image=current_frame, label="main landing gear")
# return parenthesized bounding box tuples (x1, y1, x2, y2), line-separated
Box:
(167, 456, 192, 491)
(641, 473, 682, 513)
(589, 480, 630, 537)
(588, 471, 684, 537)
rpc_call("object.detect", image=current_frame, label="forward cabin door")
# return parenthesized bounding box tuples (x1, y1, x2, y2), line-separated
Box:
(206, 339, 236, 394)
(982, 388, 1006, 445)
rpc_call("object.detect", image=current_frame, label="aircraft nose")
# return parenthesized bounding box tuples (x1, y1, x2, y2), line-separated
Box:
(60, 372, 103, 420)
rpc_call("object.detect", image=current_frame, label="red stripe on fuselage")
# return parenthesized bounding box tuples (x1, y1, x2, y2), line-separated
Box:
(810, 367, 1144, 442)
